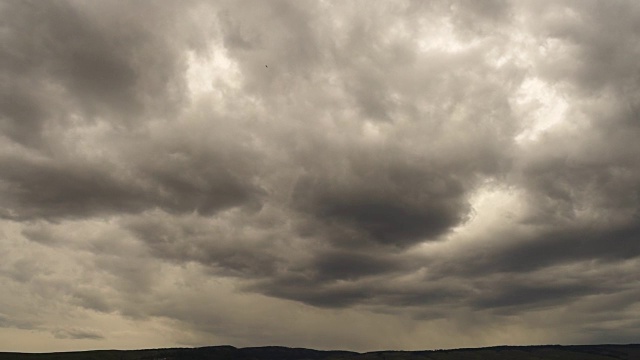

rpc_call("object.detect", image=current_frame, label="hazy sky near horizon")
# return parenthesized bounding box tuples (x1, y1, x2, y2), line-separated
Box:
(1, 0, 640, 352)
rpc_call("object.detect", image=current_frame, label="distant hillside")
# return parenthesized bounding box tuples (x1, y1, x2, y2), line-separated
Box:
(2, 344, 640, 360)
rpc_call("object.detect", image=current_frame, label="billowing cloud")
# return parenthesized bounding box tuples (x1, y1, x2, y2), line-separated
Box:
(1, 0, 639, 353)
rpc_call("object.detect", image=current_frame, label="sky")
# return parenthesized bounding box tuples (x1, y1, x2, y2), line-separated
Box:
(1, 0, 640, 353)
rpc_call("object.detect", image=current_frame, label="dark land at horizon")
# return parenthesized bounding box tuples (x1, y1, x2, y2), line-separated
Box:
(2, 344, 640, 360)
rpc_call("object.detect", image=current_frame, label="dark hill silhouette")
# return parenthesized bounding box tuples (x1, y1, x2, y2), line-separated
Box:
(2, 344, 640, 360)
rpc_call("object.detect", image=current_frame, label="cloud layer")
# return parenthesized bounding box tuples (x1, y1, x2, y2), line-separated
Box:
(1, 0, 639, 352)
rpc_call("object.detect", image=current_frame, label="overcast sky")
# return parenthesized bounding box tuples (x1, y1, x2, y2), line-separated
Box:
(1, 0, 640, 353)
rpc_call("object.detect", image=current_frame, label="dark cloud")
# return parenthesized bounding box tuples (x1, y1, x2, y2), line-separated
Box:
(472, 282, 603, 312)
(1, 0, 640, 351)
(248, 269, 475, 310)
(311, 250, 406, 281)
(292, 165, 469, 248)
(434, 223, 640, 280)
(0, 1, 193, 147)
(0, 153, 262, 220)
(0, 155, 149, 220)
(123, 212, 282, 278)
(0, 0, 263, 221)
(248, 274, 374, 309)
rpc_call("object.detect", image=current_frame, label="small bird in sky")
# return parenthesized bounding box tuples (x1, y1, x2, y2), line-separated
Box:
(265, 65, 268, 68)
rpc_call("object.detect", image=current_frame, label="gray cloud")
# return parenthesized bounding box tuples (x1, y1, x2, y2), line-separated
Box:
(291, 162, 470, 248)
(1, 0, 640, 352)
(0, 151, 263, 220)
(0, 1, 193, 147)
(0, 313, 36, 330)
(52, 328, 104, 340)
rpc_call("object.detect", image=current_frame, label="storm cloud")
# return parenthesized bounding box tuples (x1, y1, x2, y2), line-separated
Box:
(1, 0, 640, 352)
